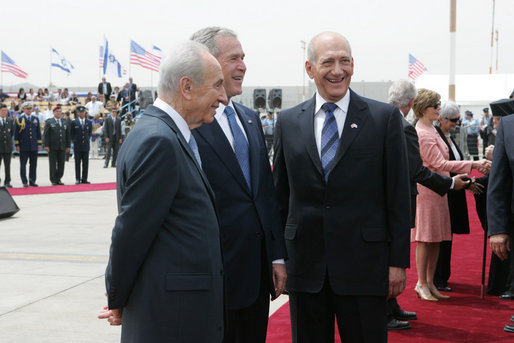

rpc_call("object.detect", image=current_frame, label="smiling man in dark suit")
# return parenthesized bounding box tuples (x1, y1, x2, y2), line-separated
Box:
(273, 32, 411, 342)
(191, 27, 287, 343)
(101, 40, 227, 342)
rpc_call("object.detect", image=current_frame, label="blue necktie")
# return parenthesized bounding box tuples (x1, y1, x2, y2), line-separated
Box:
(320, 102, 339, 182)
(188, 134, 202, 168)
(225, 106, 251, 190)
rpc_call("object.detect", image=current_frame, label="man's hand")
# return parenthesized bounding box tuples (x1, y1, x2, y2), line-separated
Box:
(15, 146, 20, 152)
(98, 305, 122, 326)
(38, 144, 42, 151)
(66, 147, 70, 153)
(472, 159, 492, 174)
(105, 138, 110, 143)
(468, 181, 485, 195)
(388, 266, 406, 298)
(490, 234, 511, 261)
(44, 147, 50, 152)
(271, 263, 287, 300)
(452, 174, 469, 191)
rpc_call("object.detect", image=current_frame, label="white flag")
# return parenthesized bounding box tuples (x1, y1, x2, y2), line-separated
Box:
(51, 48, 74, 75)
(102, 37, 122, 79)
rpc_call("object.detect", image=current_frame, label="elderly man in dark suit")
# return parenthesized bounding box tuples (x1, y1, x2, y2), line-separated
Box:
(488, 113, 514, 334)
(44, 106, 70, 185)
(97, 77, 112, 100)
(102, 108, 123, 168)
(100, 40, 227, 342)
(0, 104, 14, 187)
(70, 106, 92, 184)
(387, 80, 468, 330)
(273, 32, 411, 342)
(191, 27, 287, 343)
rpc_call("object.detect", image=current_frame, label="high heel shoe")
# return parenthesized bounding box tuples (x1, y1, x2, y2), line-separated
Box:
(414, 285, 438, 302)
(430, 288, 450, 299)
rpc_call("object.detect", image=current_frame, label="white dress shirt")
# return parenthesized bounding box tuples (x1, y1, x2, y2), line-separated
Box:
(214, 101, 248, 151)
(313, 91, 350, 156)
(153, 98, 192, 144)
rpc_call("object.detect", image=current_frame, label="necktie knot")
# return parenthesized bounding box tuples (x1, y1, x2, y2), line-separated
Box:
(322, 102, 338, 114)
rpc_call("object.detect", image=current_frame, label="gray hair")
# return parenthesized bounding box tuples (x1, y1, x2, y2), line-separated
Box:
(307, 32, 352, 63)
(158, 41, 208, 96)
(190, 26, 237, 57)
(388, 80, 416, 107)
(440, 101, 460, 119)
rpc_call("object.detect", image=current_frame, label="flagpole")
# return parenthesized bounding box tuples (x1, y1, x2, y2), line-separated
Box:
(449, 0, 456, 101)
(49, 47, 52, 87)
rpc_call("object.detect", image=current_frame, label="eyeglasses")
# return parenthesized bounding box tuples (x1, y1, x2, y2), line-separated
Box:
(447, 117, 460, 123)
(431, 102, 441, 109)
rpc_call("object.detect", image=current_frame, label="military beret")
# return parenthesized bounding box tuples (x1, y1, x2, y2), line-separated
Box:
(76, 105, 86, 112)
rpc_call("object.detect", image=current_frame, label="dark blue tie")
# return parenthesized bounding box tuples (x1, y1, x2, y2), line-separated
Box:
(225, 106, 251, 190)
(320, 102, 339, 182)
(188, 134, 202, 168)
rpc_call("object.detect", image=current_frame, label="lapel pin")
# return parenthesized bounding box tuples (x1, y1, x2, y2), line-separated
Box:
(248, 120, 253, 124)
(350, 123, 358, 129)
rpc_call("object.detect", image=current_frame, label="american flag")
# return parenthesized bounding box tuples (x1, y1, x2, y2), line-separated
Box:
(1, 51, 28, 79)
(408, 54, 427, 80)
(130, 40, 160, 72)
(99, 45, 104, 69)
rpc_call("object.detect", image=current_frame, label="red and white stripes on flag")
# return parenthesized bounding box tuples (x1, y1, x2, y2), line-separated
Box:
(1, 51, 28, 79)
(130, 40, 160, 72)
(408, 54, 427, 80)
(99, 45, 104, 69)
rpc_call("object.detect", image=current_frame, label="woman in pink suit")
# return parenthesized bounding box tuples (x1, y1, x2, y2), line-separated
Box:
(412, 89, 490, 301)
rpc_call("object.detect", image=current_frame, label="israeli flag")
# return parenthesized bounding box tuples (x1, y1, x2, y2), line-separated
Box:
(51, 48, 74, 75)
(102, 37, 122, 79)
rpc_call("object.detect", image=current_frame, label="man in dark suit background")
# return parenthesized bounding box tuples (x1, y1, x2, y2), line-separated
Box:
(44, 106, 70, 185)
(273, 32, 411, 342)
(102, 108, 123, 168)
(14, 101, 42, 187)
(97, 77, 112, 100)
(0, 104, 14, 187)
(100, 40, 227, 342)
(190, 27, 287, 343)
(488, 113, 514, 334)
(70, 106, 92, 184)
(387, 79, 468, 330)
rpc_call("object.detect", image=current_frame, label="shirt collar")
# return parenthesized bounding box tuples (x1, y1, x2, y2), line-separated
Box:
(215, 99, 235, 120)
(153, 97, 191, 142)
(314, 90, 351, 114)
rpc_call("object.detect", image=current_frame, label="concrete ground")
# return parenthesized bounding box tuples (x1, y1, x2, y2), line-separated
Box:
(0, 156, 287, 342)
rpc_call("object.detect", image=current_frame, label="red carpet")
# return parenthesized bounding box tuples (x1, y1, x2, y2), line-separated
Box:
(266, 190, 514, 342)
(7, 182, 116, 196)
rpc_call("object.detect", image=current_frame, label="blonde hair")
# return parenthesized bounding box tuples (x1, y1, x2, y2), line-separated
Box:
(412, 88, 440, 119)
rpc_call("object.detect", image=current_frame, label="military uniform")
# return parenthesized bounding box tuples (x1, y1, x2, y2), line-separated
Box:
(70, 116, 92, 183)
(14, 113, 42, 186)
(0, 116, 14, 187)
(44, 116, 71, 185)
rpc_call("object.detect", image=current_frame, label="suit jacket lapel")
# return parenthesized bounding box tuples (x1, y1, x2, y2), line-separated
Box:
(195, 115, 252, 196)
(234, 102, 260, 197)
(332, 90, 369, 166)
(145, 106, 216, 203)
(299, 96, 323, 176)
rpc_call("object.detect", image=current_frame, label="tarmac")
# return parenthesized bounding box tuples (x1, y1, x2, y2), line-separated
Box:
(0, 155, 288, 342)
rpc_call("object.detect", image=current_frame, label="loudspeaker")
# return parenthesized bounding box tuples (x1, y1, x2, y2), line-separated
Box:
(0, 187, 20, 219)
(253, 89, 266, 109)
(268, 88, 282, 109)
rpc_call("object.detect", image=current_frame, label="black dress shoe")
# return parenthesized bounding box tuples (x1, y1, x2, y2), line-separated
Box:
(103, 165, 108, 168)
(51, 182, 59, 186)
(29, 183, 38, 187)
(505, 324, 514, 333)
(437, 286, 452, 292)
(511, 315, 514, 322)
(75, 180, 81, 185)
(500, 291, 514, 300)
(23, 183, 29, 187)
(58, 181, 64, 185)
(387, 318, 411, 330)
(4, 183, 12, 188)
(81, 180, 91, 184)
(393, 308, 417, 321)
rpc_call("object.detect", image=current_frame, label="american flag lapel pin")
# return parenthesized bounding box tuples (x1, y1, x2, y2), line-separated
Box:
(350, 123, 358, 129)
(248, 120, 253, 124)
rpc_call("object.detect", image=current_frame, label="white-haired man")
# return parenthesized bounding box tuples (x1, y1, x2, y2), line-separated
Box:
(101, 40, 227, 342)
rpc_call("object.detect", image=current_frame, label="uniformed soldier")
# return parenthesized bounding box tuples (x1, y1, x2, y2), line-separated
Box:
(14, 101, 42, 187)
(103, 108, 123, 168)
(70, 106, 92, 184)
(0, 104, 14, 187)
(44, 106, 71, 185)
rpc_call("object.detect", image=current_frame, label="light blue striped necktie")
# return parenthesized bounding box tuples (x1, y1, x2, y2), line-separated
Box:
(320, 102, 339, 182)
(225, 106, 251, 190)
(188, 134, 202, 169)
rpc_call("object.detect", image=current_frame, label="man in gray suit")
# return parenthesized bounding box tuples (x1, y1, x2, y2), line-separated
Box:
(0, 104, 14, 187)
(101, 41, 228, 342)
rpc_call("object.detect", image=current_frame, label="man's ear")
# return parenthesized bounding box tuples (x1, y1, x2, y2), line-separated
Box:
(179, 77, 194, 100)
(305, 60, 315, 80)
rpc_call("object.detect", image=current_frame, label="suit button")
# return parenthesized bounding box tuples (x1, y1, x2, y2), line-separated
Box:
(325, 205, 331, 209)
